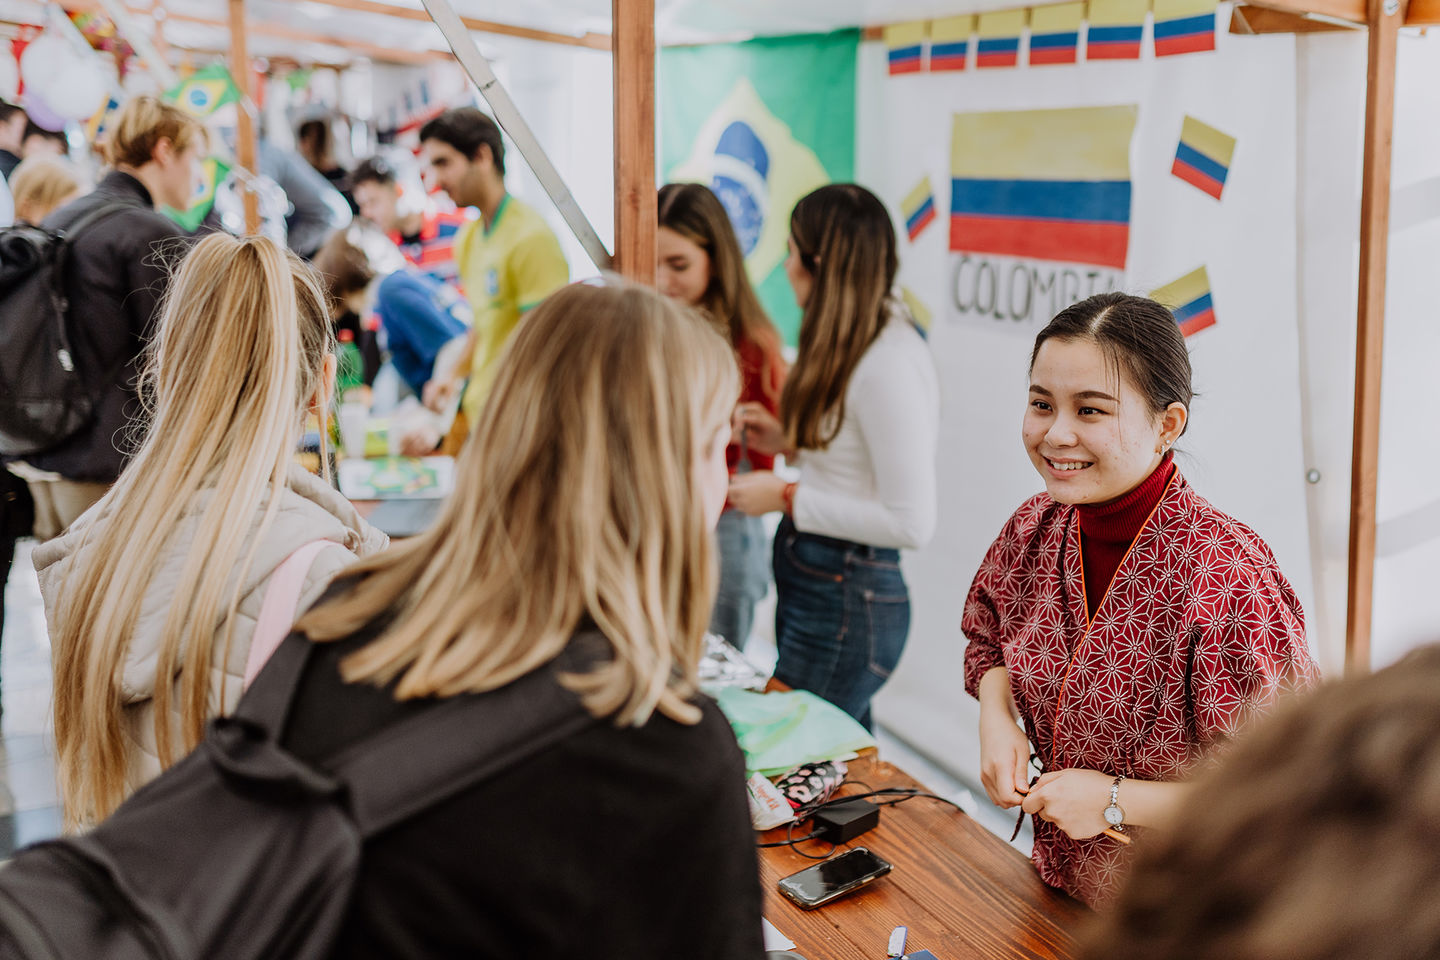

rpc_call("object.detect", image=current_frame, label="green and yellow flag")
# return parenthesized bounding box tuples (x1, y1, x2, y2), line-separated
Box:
(165, 63, 240, 119)
(163, 156, 230, 232)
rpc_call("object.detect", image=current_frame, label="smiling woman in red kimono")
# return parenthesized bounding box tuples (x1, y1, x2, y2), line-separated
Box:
(962, 293, 1319, 909)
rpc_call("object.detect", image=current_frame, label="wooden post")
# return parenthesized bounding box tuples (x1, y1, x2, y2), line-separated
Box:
(1346, 0, 1408, 674)
(228, 0, 260, 235)
(612, 0, 655, 283)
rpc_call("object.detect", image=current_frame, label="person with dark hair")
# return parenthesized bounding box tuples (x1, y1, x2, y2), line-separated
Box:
(313, 227, 468, 398)
(349, 155, 470, 292)
(729, 184, 938, 729)
(296, 117, 357, 214)
(1081, 643, 1440, 958)
(657, 182, 787, 650)
(417, 107, 567, 429)
(21, 121, 67, 159)
(961, 292, 1319, 908)
(0, 102, 28, 179)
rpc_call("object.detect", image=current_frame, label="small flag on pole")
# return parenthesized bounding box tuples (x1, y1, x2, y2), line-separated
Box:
(929, 15, 974, 71)
(1153, 266, 1216, 337)
(884, 21, 928, 75)
(1029, 2, 1085, 65)
(976, 10, 1027, 68)
(1172, 115, 1235, 199)
(901, 286, 933, 337)
(1086, 0, 1148, 60)
(902, 177, 938, 242)
(1153, 0, 1218, 55)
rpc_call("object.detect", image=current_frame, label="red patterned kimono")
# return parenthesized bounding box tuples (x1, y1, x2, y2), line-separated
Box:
(962, 471, 1319, 907)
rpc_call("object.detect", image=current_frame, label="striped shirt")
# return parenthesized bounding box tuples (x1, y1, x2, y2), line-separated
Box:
(391, 209, 473, 291)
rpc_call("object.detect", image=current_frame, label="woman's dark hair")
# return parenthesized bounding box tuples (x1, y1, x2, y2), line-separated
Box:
(781, 183, 898, 451)
(312, 229, 375, 306)
(1031, 292, 1193, 433)
(419, 107, 506, 176)
(1083, 644, 1440, 960)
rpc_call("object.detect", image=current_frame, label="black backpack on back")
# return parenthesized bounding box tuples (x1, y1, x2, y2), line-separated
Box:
(0, 632, 600, 960)
(0, 203, 130, 457)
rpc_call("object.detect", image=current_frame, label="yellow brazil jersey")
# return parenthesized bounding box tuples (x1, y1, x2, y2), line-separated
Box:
(455, 194, 569, 423)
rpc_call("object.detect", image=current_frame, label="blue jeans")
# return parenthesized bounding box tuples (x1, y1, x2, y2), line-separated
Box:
(710, 510, 771, 650)
(772, 516, 910, 731)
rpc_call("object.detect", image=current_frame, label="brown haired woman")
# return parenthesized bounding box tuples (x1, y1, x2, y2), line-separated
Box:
(729, 183, 939, 730)
(285, 283, 763, 958)
(12, 95, 202, 537)
(657, 182, 785, 649)
(1083, 644, 1440, 958)
(963, 292, 1318, 908)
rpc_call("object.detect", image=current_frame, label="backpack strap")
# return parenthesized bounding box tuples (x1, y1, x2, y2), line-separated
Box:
(47, 202, 146, 377)
(327, 633, 609, 838)
(243, 539, 346, 690)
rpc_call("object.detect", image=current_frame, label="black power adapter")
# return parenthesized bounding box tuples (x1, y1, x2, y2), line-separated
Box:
(811, 798, 880, 843)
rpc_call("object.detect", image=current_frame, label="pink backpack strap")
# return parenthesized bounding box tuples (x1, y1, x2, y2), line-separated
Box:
(242, 539, 344, 689)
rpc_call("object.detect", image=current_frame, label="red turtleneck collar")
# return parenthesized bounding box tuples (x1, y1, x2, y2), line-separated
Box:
(1077, 452, 1175, 618)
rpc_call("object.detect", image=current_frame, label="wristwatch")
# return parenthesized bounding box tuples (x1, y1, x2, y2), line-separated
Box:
(1103, 775, 1126, 830)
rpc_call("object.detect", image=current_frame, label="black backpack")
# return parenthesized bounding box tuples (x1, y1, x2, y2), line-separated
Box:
(0, 631, 601, 960)
(0, 203, 130, 457)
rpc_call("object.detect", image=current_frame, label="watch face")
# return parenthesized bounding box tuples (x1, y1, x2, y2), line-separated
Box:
(1104, 804, 1125, 826)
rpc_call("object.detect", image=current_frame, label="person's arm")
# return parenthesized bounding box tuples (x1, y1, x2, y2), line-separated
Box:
(378, 274, 466, 396)
(791, 347, 939, 548)
(266, 143, 351, 258)
(1021, 771, 1191, 838)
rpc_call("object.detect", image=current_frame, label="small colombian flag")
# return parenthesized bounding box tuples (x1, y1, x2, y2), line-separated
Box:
(976, 10, 1027, 67)
(1029, 2, 1084, 65)
(901, 287, 933, 338)
(885, 21, 928, 75)
(1086, 0, 1148, 60)
(902, 177, 938, 242)
(1153, 267, 1216, 337)
(1172, 116, 1236, 199)
(929, 15, 974, 71)
(1153, 0, 1219, 55)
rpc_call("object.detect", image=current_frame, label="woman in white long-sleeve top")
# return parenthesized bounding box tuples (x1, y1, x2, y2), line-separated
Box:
(730, 183, 939, 729)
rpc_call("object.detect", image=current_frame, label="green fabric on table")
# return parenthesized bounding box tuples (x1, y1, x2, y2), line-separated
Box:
(714, 687, 876, 776)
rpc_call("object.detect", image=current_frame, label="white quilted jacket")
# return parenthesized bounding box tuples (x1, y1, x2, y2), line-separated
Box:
(34, 463, 389, 792)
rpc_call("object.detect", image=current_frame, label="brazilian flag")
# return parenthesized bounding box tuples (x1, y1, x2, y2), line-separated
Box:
(165, 63, 240, 119)
(661, 31, 858, 345)
(163, 157, 231, 232)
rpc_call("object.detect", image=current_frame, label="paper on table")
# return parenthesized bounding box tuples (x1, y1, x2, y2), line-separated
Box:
(763, 918, 795, 950)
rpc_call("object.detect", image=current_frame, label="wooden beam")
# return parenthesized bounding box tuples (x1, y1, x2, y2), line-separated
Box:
(1347, 0, 1408, 675)
(612, 0, 655, 284)
(229, 0, 260, 235)
(161, 8, 454, 63)
(1230, 4, 1356, 31)
(1228, 0, 1366, 20)
(1406, 0, 1440, 21)
(289, 0, 611, 51)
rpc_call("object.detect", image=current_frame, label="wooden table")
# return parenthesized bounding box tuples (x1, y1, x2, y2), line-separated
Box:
(757, 755, 1085, 960)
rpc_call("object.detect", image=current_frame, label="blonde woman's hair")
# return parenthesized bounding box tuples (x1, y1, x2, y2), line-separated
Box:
(298, 282, 739, 726)
(104, 95, 205, 169)
(51, 233, 335, 828)
(781, 184, 898, 452)
(10, 155, 83, 225)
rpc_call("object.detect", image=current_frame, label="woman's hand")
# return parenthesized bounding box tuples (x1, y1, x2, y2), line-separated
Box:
(977, 667, 1030, 809)
(728, 471, 787, 516)
(421, 377, 459, 414)
(1021, 769, 1115, 840)
(732, 403, 788, 457)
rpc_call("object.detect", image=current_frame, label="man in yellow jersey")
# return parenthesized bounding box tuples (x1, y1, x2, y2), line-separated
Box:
(418, 108, 568, 427)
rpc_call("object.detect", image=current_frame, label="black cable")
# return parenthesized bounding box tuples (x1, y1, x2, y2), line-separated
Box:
(754, 786, 963, 859)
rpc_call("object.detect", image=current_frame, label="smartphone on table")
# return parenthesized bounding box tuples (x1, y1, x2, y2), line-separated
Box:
(777, 847, 893, 910)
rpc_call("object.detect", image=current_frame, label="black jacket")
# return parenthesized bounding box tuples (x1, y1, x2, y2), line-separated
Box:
(27, 171, 190, 482)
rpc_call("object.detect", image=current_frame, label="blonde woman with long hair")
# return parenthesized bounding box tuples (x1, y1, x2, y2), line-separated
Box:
(280, 282, 764, 958)
(36, 233, 388, 829)
(730, 183, 940, 730)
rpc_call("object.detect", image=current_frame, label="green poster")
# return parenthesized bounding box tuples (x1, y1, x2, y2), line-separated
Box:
(660, 30, 858, 344)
